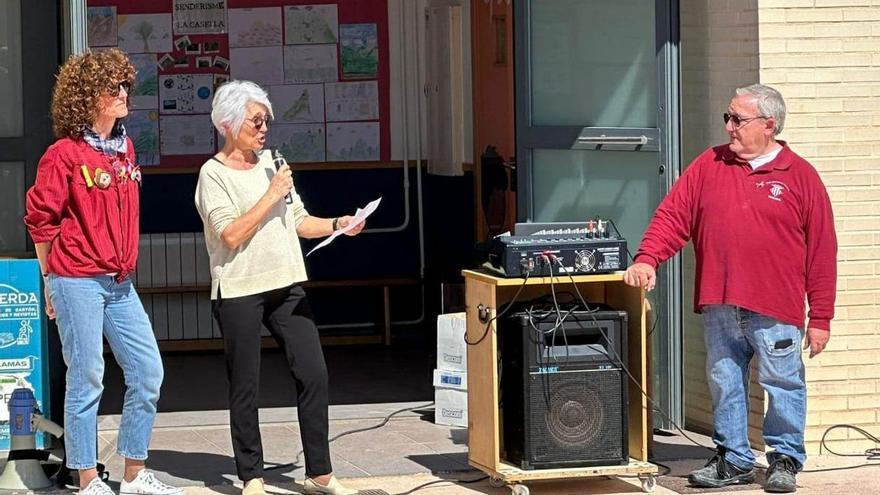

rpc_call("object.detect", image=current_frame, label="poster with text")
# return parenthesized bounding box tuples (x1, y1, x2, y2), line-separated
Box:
(173, 0, 227, 34)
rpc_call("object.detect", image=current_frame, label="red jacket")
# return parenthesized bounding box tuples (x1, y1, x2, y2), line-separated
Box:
(24, 138, 141, 281)
(634, 143, 837, 331)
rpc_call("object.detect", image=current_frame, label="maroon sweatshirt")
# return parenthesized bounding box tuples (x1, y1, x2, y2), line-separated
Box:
(634, 142, 837, 331)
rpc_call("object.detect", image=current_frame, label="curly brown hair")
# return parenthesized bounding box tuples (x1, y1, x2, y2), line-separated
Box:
(51, 48, 136, 139)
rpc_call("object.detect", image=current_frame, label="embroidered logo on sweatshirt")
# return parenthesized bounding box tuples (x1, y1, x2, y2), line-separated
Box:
(756, 180, 789, 202)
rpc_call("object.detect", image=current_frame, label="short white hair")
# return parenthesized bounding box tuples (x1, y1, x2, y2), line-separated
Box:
(735, 84, 786, 136)
(211, 80, 274, 138)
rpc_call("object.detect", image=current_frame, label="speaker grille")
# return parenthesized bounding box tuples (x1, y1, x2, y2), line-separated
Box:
(527, 369, 625, 464)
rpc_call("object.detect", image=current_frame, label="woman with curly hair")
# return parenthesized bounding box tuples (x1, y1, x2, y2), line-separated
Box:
(24, 49, 180, 495)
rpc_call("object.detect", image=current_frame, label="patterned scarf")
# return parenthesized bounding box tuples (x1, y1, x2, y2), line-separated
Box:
(82, 120, 128, 156)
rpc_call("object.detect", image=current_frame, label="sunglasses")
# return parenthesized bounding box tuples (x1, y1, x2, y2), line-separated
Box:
(246, 114, 271, 130)
(723, 112, 765, 128)
(112, 80, 132, 97)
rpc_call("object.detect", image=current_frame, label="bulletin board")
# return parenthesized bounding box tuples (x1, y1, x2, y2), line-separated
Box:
(85, 0, 390, 170)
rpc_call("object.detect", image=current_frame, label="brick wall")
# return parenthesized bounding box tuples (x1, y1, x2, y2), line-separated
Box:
(758, 0, 880, 456)
(680, 0, 766, 447)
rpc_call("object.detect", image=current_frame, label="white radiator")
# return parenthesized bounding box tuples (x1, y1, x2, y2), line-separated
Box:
(132, 233, 234, 341)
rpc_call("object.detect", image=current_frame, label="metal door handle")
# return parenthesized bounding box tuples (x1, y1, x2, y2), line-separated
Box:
(576, 135, 649, 146)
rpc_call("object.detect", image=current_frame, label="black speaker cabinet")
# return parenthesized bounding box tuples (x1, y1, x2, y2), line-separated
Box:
(499, 306, 629, 470)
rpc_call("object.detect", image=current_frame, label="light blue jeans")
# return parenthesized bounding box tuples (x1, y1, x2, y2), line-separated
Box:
(702, 305, 806, 471)
(48, 275, 163, 469)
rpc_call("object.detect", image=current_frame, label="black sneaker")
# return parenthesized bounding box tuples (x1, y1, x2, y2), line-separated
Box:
(688, 447, 756, 488)
(765, 454, 798, 493)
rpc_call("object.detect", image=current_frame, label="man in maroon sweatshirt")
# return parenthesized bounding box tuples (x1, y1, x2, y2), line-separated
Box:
(624, 84, 836, 493)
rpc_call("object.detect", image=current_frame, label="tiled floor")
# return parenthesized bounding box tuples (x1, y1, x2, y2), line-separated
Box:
(97, 402, 469, 489)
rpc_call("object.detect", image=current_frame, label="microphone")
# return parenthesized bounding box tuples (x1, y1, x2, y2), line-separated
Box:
(270, 147, 293, 204)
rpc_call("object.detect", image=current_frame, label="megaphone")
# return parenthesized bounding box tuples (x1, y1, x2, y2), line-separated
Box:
(0, 387, 64, 490)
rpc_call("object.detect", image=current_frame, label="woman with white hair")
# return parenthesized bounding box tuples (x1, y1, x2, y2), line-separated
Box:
(195, 80, 363, 495)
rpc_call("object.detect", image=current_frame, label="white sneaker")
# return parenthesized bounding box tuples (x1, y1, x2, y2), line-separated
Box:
(120, 470, 183, 495)
(80, 477, 115, 495)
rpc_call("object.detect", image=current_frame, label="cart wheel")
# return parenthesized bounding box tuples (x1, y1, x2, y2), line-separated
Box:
(640, 474, 656, 493)
(510, 484, 529, 495)
(488, 476, 505, 488)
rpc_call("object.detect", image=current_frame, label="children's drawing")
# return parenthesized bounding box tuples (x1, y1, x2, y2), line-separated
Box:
(126, 110, 160, 165)
(283, 44, 338, 84)
(160, 115, 215, 155)
(230, 46, 284, 86)
(324, 81, 379, 122)
(340, 23, 378, 80)
(159, 74, 214, 114)
(129, 54, 158, 110)
(269, 124, 326, 163)
(229, 7, 283, 47)
(326, 122, 379, 161)
(268, 84, 325, 124)
(117, 14, 173, 54)
(284, 5, 338, 44)
(87, 6, 117, 47)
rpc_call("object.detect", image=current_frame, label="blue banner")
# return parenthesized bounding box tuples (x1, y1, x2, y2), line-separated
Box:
(0, 259, 49, 450)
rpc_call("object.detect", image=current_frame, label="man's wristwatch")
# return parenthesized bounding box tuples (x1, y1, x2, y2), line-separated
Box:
(332, 217, 339, 231)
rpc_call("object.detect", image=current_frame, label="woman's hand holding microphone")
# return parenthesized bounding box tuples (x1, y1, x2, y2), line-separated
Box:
(267, 164, 294, 203)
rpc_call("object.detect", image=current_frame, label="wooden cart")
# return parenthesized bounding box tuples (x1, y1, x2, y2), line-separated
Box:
(463, 270, 658, 494)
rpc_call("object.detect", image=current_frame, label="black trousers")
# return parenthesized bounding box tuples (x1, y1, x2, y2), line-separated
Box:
(214, 284, 331, 482)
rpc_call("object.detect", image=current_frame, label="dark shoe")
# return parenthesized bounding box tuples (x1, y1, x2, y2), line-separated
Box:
(765, 454, 798, 493)
(688, 447, 756, 488)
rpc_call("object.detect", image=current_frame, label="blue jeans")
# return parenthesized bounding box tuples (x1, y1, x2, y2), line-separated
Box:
(702, 305, 806, 471)
(48, 275, 163, 469)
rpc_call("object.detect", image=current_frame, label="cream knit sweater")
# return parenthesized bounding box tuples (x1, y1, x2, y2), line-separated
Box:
(195, 150, 309, 299)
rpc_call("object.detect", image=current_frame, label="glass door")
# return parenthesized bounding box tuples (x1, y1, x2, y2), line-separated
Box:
(515, 0, 682, 427)
(0, 1, 61, 256)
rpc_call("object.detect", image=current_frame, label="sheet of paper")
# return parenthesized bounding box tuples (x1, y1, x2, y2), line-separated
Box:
(230, 46, 284, 86)
(117, 13, 173, 54)
(87, 6, 117, 47)
(324, 81, 379, 121)
(126, 110, 160, 165)
(129, 54, 159, 110)
(269, 84, 325, 123)
(173, 0, 227, 35)
(283, 44, 338, 84)
(340, 23, 378, 80)
(284, 5, 339, 44)
(326, 122, 379, 161)
(159, 114, 215, 155)
(228, 7, 282, 47)
(269, 123, 325, 163)
(159, 74, 214, 114)
(307, 197, 381, 256)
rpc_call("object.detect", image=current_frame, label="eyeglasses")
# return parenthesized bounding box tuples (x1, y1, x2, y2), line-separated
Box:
(112, 80, 132, 97)
(246, 114, 271, 130)
(723, 112, 765, 128)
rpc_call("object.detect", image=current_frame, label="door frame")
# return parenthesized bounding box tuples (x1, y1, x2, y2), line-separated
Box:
(512, 0, 683, 427)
